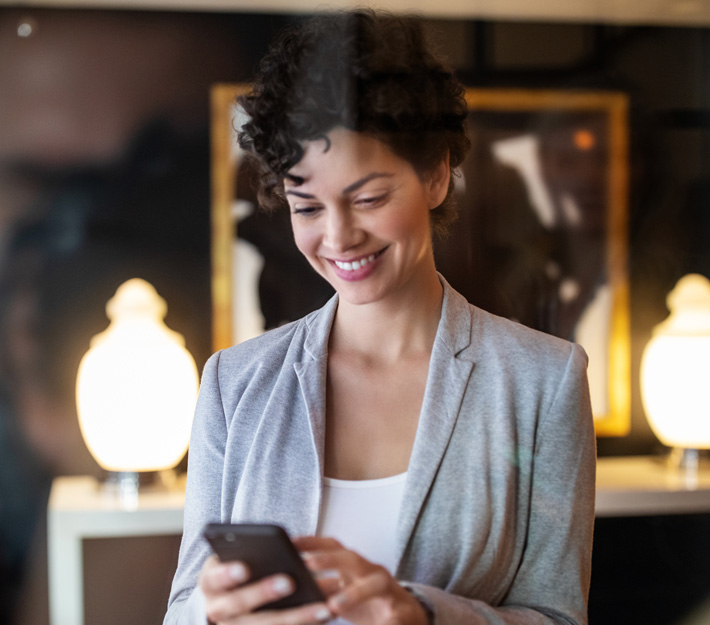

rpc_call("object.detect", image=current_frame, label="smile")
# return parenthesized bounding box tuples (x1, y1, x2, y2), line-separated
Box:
(332, 249, 386, 272)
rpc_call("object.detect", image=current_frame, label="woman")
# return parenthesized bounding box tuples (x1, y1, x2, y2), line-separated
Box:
(165, 10, 595, 625)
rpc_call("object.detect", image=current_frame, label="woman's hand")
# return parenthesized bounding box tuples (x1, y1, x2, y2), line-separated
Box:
(294, 537, 429, 625)
(198, 555, 332, 625)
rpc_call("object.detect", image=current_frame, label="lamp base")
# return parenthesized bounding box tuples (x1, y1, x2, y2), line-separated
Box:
(102, 471, 140, 509)
(666, 448, 710, 489)
(100, 469, 183, 509)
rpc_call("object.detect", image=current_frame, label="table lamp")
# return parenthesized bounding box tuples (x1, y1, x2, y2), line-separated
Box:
(76, 278, 199, 504)
(640, 273, 710, 470)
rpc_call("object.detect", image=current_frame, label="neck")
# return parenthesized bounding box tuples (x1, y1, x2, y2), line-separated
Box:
(330, 267, 443, 363)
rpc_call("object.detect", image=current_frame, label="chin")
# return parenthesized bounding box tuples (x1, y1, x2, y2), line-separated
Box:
(327, 279, 383, 306)
(339, 292, 380, 306)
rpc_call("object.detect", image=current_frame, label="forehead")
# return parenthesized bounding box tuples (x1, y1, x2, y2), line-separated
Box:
(285, 127, 406, 184)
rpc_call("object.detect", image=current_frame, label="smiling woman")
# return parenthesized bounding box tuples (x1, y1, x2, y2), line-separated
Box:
(284, 128, 448, 308)
(165, 9, 596, 625)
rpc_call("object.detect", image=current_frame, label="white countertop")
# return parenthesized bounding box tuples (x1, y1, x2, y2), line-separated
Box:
(595, 455, 710, 517)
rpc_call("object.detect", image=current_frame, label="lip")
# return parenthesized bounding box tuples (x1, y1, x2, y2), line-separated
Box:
(326, 247, 388, 282)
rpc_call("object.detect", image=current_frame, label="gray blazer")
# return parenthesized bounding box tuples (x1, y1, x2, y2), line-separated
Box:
(165, 277, 596, 625)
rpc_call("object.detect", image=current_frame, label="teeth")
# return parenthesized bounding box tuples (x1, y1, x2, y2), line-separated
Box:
(335, 253, 377, 272)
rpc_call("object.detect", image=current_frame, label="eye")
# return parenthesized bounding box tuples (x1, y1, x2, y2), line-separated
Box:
(355, 193, 388, 208)
(292, 205, 322, 217)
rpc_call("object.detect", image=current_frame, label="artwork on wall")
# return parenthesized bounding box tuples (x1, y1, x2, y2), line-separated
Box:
(210, 84, 629, 436)
(210, 84, 334, 354)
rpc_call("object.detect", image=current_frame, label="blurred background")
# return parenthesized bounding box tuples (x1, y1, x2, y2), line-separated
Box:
(0, 3, 710, 624)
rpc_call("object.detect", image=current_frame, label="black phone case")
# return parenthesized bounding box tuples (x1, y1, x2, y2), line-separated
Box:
(203, 523, 325, 611)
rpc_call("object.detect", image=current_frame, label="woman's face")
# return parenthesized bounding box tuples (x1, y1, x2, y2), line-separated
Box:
(284, 127, 448, 307)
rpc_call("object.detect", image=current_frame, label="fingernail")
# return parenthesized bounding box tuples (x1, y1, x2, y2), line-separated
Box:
(272, 575, 293, 595)
(314, 606, 332, 622)
(331, 593, 347, 607)
(229, 563, 247, 582)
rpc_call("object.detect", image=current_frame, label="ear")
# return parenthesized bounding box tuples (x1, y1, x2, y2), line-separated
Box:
(426, 152, 450, 210)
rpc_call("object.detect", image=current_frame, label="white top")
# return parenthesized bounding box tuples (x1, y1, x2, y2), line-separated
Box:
(317, 472, 408, 575)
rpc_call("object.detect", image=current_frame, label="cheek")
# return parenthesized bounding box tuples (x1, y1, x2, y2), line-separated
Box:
(386, 201, 431, 242)
(290, 219, 319, 259)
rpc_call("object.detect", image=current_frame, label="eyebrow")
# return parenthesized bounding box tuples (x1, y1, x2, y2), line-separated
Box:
(343, 172, 393, 194)
(284, 172, 393, 199)
(285, 189, 316, 199)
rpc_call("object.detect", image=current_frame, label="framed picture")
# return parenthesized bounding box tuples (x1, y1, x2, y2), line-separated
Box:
(210, 84, 629, 436)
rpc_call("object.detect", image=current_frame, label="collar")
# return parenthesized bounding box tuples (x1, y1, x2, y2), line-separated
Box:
(301, 273, 475, 363)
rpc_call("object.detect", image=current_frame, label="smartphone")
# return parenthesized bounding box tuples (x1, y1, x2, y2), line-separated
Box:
(203, 523, 326, 611)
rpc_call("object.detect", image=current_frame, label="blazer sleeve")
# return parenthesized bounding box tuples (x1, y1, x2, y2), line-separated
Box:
(405, 343, 596, 625)
(163, 351, 228, 625)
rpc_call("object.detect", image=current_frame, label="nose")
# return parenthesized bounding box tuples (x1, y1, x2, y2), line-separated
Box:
(323, 205, 363, 253)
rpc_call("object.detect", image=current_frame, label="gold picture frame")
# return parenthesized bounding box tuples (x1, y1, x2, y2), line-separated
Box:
(210, 84, 629, 436)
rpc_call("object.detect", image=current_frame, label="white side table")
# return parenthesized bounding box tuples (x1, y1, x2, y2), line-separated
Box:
(47, 474, 186, 625)
(48, 458, 710, 624)
(596, 455, 710, 516)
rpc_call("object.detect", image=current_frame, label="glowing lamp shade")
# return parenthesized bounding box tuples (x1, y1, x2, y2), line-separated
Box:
(76, 279, 199, 472)
(640, 274, 710, 449)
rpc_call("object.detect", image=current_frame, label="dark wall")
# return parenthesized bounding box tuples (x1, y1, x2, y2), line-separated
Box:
(0, 9, 294, 624)
(432, 20, 710, 456)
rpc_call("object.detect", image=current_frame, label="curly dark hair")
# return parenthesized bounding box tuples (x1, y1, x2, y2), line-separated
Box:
(237, 9, 470, 237)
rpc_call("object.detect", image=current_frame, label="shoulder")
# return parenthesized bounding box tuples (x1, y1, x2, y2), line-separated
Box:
(441, 276, 586, 371)
(468, 306, 591, 429)
(444, 288, 593, 448)
(212, 318, 303, 373)
(200, 296, 335, 389)
(439, 280, 587, 400)
(474, 305, 587, 370)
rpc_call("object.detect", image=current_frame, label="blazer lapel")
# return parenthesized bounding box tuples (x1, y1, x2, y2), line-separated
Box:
(394, 278, 476, 571)
(291, 295, 338, 532)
